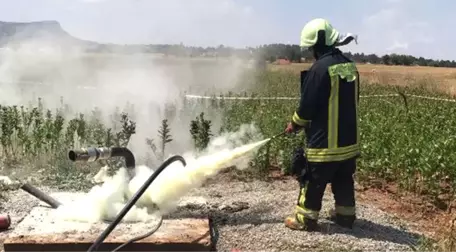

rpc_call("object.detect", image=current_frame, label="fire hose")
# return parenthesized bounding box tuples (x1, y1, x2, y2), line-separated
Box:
(69, 133, 289, 251)
(271, 131, 286, 140)
(68, 147, 186, 252)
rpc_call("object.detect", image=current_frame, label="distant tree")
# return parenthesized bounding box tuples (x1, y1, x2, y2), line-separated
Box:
(84, 42, 456, 68)
(381, 55, 391, 65)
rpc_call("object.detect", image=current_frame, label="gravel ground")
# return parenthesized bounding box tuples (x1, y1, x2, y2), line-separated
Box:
(180, 178, 425, 251)
(0, 186, 68, 252)
(0, 177, 427, 252)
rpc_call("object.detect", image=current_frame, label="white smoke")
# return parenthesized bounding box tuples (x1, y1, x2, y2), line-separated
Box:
(0, 1, 267, 223)
(55, 123, 267, 223)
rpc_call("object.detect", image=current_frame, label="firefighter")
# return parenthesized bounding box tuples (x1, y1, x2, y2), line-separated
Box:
(284, 18, 360, 231)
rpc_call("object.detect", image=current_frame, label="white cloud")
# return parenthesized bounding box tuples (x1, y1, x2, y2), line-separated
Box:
(242, 6, 253, 15)
(80, 0, 108, 2)
(359, 4, 435, 57)
(143, 0, 265, 47)
(364, 8, 398, 26)
(405, 21, 430, 29)
(387, 41, 409, 51)
(56, 0, 268, 47)
(384, 0, 406, 3)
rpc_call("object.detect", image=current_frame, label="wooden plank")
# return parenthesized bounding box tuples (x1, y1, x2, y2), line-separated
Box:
(3, 193, 213, 251)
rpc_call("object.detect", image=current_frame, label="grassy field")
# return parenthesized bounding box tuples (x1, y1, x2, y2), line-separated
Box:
(0, 59, 456, 193)
(1, 60, 456, 205)
(1, 59, 456, 250)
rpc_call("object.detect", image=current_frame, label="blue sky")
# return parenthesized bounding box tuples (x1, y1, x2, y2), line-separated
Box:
(0, 0, 454, 60)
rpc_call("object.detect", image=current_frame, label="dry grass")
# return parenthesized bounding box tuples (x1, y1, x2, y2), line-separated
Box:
(270, 63, 456, 95)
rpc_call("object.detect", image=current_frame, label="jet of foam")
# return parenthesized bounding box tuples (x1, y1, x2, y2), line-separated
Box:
(55, 138, 270, 223)
(128, 138, 270, 213)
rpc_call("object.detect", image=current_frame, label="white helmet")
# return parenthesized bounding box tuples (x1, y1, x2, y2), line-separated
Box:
(300, 18, 358, 50)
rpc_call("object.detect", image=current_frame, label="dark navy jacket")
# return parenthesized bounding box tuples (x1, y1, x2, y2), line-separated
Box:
(291, 48, 360, 163)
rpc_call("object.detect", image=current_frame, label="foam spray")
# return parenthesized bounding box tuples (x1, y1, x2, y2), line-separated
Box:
(55, 131, 272, 223)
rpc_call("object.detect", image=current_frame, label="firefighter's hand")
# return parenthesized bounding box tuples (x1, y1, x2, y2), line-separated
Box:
(285, 122, 294, 133)
(285, 122, 302, 134)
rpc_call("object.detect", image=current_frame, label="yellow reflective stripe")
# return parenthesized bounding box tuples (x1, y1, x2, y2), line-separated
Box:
(335, 205, 356, 216)
(328, 62, 357, 82)
(326, 62, 358, 151)
(295, 186, 319, 221)
(355, 76, 359, 144)
(306, 148, 360, 162)
(295, 205, 319, 220)
(292, 111, 310, 126)
(298, 188, 306, 207)
(328, 75, 339, 149)
(296, 212, 305, 223)
(306, 144, 359, 156)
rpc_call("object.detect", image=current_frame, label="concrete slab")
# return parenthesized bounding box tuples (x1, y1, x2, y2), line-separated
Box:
(3, 193, 213, 251)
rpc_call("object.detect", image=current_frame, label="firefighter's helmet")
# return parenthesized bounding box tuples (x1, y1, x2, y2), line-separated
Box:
(300, 18, 340, 49)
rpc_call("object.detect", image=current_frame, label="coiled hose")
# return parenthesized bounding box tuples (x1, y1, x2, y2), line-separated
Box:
(86, 155, 187, 252)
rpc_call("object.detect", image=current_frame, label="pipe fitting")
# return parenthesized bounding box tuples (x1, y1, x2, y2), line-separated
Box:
(68, 147, 135, 169)
(20, 183, 62, 209)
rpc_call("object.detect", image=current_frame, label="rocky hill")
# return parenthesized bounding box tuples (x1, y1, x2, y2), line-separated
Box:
(0, 20, 99, 51)
(0, 20, 167, 54)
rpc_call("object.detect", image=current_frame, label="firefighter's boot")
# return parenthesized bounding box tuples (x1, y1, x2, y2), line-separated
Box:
(284, 214, 318, 231)
(327, 208, 356, 229)
(285, 182, 321, 231)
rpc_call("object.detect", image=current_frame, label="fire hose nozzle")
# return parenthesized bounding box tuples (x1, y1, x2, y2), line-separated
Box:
(68, 147, 136, 170)
(68, 147, 111, 162)
(270, 131, 286, 140)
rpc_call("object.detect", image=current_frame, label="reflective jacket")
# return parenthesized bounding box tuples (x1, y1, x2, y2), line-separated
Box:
(292, 48, 360, 163)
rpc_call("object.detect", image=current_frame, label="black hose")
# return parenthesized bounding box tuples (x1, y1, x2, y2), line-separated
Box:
(87, 155, 187, 252)
(110, 148, 135, 169)
(68, 147, 135, 169)
(111, 217, 163, 252)
(20, 183, 62, 209)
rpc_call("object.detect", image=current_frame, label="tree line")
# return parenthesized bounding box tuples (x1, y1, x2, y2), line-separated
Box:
(90, 43, 456, 68)
(253, 44, 456, 68)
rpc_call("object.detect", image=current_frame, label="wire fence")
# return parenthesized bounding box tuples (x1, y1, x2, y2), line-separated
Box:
(185, 93, 456, 103)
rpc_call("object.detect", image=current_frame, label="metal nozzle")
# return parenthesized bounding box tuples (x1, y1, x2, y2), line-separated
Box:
(68, 147, 135, 170)
(68, 147, 111, 163)
(271, 131, 286, 140)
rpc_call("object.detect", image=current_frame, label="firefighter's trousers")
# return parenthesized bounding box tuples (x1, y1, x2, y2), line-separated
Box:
(295, 158, 356, 222)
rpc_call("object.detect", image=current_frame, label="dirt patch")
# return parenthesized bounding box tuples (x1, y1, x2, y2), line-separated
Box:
(258, 168, 449, 242)
(355, 184, 452, 241)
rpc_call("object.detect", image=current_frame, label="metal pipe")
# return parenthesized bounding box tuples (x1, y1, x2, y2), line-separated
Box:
(68, 147, 135, 169)
(87, 155, 187, 252)
(20, 183, 62, 209)
(271, 131, 286, 140)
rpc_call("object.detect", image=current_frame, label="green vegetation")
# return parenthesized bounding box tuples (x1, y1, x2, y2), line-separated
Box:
(214, 71, 456, 209)
(146, 119, 173, 163)
(0, 69, 455, 207)
(190, 112, 213, 152)
(0, 100, 137, 190)
(0, 66, 454, 251)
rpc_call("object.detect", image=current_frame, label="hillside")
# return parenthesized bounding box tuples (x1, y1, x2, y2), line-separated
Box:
(0, 20, 98, 51)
